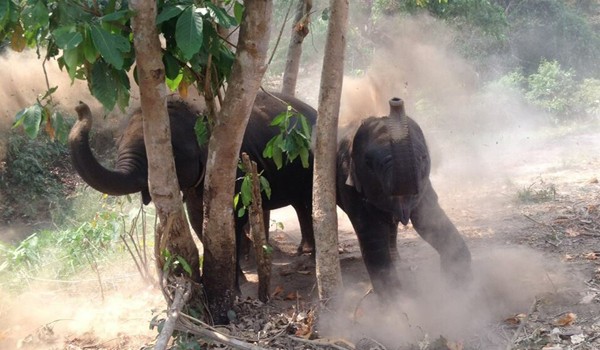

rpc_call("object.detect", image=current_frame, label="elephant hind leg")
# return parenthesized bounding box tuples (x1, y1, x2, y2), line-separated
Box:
(292, 202, 315, 256)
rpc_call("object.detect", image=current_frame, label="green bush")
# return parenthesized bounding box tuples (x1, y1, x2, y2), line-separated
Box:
(574, 78, 600, 118)
(0, 131, 74, 224)
(525, 60, 577, 119)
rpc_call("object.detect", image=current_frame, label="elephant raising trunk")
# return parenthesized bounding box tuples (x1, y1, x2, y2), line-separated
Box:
(337, 96, 472, 296)
(70, 102, 149, 199)
(69, 100, 204, 205)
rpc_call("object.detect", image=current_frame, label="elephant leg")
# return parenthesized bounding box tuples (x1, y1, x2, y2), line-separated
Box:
(388, 223, 400, 264)
(411, 181, 472, 284)
(348, 208, 401, 295)
(234, 215, 250, 293)
(292, 202, 315, 256)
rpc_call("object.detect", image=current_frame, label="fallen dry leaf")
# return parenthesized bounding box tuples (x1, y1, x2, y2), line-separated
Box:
(589, 177, 598, 184)
(271, 285, 284, 298)
(563, 254, 574, 261)
(284, 291, 301, 301)
(504, 313, 527, 325)
(565, 228, 580, 237)
(584, 252, 599, 260)
(553, 312, 577, 326)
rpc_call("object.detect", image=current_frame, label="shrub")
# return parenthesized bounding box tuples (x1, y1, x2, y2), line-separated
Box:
(525, 60, 577, 120)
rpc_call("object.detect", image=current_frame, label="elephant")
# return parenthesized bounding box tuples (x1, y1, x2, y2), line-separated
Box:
(69, 91, 317, 286)
(336, 96, 472, 297)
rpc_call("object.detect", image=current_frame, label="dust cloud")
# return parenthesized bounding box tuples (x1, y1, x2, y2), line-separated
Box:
(320, 246, 577, 348)
(0, 267, 162, 349)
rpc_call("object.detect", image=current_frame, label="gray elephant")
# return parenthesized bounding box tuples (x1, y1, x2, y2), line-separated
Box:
(336, 97, 471, 296)
(69, 91, 317, 286)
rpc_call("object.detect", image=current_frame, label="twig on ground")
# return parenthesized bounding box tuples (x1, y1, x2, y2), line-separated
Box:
(287, 335, 355, 350)
(154, 278, 191, 350)
(352, 288, 373, 322)
(506, 297, 538, 350)
(175, 317, 269, 350)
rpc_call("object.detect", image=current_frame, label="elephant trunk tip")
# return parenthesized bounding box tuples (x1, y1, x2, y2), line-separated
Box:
(389, 97, 406, 119)
(75, 102, 93, 122)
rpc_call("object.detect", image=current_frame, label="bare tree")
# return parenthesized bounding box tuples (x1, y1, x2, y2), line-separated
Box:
(281, 0, 312, 96)
(202, 0, 273, 324)
(313, 0, 348, 301)
(128, 0, 201, 290)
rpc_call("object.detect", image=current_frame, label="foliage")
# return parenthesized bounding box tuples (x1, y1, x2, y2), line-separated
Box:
(488, 60, 600, 122)
(1, 0, 241, 140)
(505, 0, 600, 77)
(0, 130, 73, 223)
(573, 78, 600, 118)
(525, 60, 577, 118)
(262, 105, 312, 170)
(0, 191, 142, 291)
(234, 165, 271, 218)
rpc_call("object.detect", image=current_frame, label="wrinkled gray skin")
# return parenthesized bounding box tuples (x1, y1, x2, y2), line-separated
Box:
(69, 92, 317, 289)
(336, 97, 472, 296)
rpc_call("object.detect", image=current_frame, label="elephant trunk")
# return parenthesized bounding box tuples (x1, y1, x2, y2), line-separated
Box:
(386, 97, 418, 195)
(69, 102, 148, 198)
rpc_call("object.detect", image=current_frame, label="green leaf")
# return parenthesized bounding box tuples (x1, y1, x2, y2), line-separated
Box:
(300, 115, 311, 139)
(194, 117, 209, 146)
(176, 256, 193, 276)
(62, 47, 81, 75)
(262, 244, 273, 255)
(259, 175, 271, 199)
(82, 27, 98, 63)
(163, 52, 181, 80)
(272, 139, 283, 170)
(299, 147, 309, 168)
(270, 111, 286, 127)
(237, 207, 246, 218)
(90, 25, 129, 70)
(51, 110, 69, 144)
(40, 86, 58, 100)
(166, 73, 183, 91)
(233, 1, 244, 24)
(13, 104, 43, 139)
(233, 193, 239, 209)
(176, 6, 203, 60)
(101, 9, 132, 23)
(156, 5, 185, 25)
(31, 0, 49, 28)
(205, 2, 238, 28)
(240, 176, 252, 207)
(91, 61, 117, 111)
(0, 0, 10, 27)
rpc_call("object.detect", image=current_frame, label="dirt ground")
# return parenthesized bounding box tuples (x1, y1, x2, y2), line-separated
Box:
(1, 123, 599, 350)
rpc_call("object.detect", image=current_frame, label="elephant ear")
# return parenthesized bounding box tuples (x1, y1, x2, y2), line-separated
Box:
(345, 158, 363, 192)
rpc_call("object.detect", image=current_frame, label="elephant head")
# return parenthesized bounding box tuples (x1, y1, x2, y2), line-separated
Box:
(69, 100, 204, 205)
(346, 97, 430, 225)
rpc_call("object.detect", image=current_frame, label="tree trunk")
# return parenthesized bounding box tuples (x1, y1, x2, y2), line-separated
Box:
(129, 0, 201, 290)
(241, 153, 271, 303)
(281, 0, 312, 96)
(313, 0, 348, 302)
(202, 0, 272, 324)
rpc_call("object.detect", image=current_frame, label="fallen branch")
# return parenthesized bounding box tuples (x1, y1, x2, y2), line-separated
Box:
(287, 335, 355, 350)
(175, 316, 269, 350)
(155, 278, 191, 350)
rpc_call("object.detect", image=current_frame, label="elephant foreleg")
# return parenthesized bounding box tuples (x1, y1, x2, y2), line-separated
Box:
(410, 181, 472, 285)
(348, 209, 402, 295)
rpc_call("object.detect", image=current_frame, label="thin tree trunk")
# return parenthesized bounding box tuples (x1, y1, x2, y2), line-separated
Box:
(313, 0, 348, 302)
(128, 0, 201, 288)
(241, 153, 271, 302)
(202, 0, 273, 324)
(281, 0, 312, 96)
